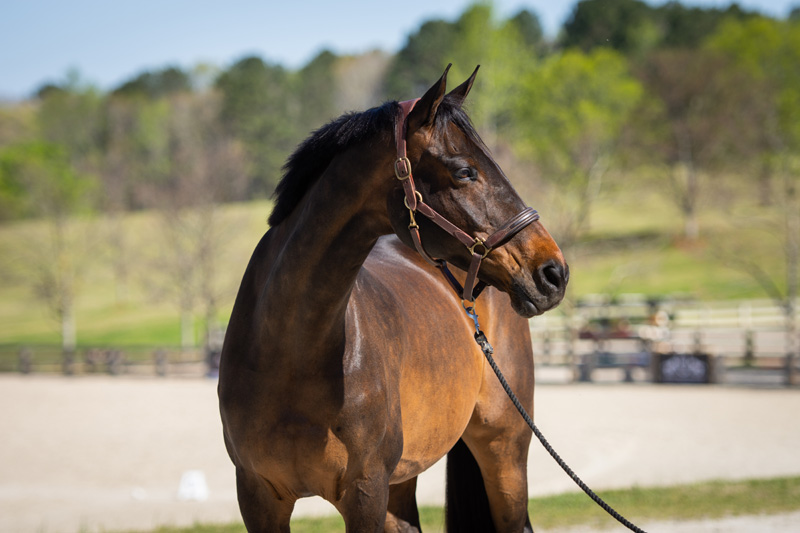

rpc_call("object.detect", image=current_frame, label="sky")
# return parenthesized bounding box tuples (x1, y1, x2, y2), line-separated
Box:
(1, 0, 797, 100)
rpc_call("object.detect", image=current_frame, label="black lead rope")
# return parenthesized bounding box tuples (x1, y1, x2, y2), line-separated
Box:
(462, 304, 647, 533)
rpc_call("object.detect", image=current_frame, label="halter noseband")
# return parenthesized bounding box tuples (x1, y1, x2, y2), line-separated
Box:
(394, 98, 540, 303)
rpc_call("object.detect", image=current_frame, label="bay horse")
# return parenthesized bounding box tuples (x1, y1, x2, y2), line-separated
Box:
(218, 66, 568, 533)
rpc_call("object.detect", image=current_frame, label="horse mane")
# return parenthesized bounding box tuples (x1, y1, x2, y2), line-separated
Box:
(268, 96, 483, 227)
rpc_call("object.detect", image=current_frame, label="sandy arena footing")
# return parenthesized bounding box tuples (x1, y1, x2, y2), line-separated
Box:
(1, 375, 799, 532)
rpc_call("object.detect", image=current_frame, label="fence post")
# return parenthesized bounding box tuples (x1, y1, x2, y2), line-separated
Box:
(785, 301, 798, 386)
(542, 327, 551, 365)
(155, 349, 168, 377)
(19, 347, 32, 374)
(744, 329, 755, 366)
(85, 348, 101, 373)
(568, 322, 579, 382)
(787, 322, 798, 387)
(693, 306, 710, 355)
(579, 349, 595, 383)
(740, 302, 754, 366)
(107, 350, 124, 375)
(62, 349, 75, 376)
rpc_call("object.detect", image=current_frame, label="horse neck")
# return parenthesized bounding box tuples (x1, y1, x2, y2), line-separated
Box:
(260, 145, 394, 354)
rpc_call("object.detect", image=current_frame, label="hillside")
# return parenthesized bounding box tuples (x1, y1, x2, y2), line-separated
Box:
(0, 176, 786, 350)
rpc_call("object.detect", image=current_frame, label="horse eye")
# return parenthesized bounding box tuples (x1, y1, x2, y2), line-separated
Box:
(455, 167, 477, 182)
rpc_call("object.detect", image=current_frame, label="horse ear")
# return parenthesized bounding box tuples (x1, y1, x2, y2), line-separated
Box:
(406, 64, 451, 133)
(447, 65, 479, 107)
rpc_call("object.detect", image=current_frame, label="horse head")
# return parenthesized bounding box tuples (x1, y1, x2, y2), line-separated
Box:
(388, 65, 568, 318)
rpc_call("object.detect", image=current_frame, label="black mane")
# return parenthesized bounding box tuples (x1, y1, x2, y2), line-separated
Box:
(268, 96, 483, 227)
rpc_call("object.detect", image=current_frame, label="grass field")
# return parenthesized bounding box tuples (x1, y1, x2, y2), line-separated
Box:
(0, 177, 788, 350)
(125, 475, 800, 532)
(0, 201, 272, 349)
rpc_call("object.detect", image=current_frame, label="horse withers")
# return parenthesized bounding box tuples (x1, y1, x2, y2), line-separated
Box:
(218, 65, 568, 533)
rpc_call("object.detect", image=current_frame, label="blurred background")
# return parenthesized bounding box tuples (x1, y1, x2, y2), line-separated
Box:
(1, 1, 800, 532)
(1, 0, 799, 377)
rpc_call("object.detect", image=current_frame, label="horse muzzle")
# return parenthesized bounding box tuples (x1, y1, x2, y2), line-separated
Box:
(505, 258, 569, 318)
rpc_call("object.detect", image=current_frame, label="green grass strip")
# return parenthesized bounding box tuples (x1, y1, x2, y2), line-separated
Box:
(527, 476, 800, 530)
(136, 475, 800, 533)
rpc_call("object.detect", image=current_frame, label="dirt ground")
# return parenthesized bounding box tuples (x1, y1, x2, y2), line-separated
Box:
(2, 374, 799, 532)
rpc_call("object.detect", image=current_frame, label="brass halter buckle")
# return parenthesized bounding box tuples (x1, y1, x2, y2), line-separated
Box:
(394, 157, 412, 180)
(468, 237, 491, 258)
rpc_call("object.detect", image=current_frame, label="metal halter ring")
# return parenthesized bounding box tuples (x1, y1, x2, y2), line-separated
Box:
(404, 190, 423, 211)
(404, 191, 423, 228)
(468, 237, 491, 258)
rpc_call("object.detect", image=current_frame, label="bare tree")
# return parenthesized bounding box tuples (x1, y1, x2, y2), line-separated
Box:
(514, 48, 643, 251)
(138, 91, 247, 351)
(101, 98, 141, 304)
(0, 142, 95, 361)
(715, 166, 799, 384)
(634, 49, 759, 240)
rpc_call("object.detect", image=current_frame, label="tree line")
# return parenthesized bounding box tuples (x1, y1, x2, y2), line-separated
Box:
(1, 0, 799, 352)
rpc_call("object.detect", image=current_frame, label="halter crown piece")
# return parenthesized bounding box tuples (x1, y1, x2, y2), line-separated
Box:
(394, 99, 540, 303)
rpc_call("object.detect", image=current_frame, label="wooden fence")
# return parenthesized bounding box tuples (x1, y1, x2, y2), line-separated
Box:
(0, 345, 217, 378)
(3, 297, 798, 384)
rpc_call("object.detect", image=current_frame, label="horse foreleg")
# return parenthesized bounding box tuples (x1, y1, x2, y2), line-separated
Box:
(235, 468, 295, 533)
(385, 477, 421, 532)
(461, 430, 534, 533)
(334, 472, 392, 533)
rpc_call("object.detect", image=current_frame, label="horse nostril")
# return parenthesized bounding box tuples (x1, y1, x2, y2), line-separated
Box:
(539, 261, 568, 295)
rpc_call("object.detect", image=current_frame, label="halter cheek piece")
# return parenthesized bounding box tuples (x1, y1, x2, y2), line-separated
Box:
(394, 98, 540, 303)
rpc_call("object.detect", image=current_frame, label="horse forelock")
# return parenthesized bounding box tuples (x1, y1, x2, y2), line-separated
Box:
(434, 96, 488, 155)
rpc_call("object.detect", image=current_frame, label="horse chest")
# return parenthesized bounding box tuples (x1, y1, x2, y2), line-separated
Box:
(342, 330, 484, 482)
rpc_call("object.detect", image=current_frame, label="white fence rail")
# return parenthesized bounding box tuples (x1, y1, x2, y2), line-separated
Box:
(529, 296, 799, 385)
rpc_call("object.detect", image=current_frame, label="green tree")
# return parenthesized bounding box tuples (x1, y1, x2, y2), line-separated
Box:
(103, 94, 173, 209)
(655, 2, 757, 49)
(104, 87, 246, 347)
(295, 50, 338, 133)
(1, 75, 101, 362)
(560, 0, 758, 55)
(382, 19, 458, 99)
(0, 149, 26, 219)
(707, 17, 800, 371)
(112, 66, 192, 99)
(0, 104, 35, 149)
(440, 3, 537, 139)
(708, 17, 800, 160)
(509, 9, 545, 54)
(385, 2, 541, 155)
(331, 50, 392, 113)
(705, 17, 800, 205)
(0, 106, 37, 218)
(0, 142, 95, 359)
(560, 0, 656, 54)
(36, 78, 105, 182)
(383, 3, 542, 115)
(141, 92, 247, 350)
(512, 48, 642, 249)
(99, 94, 172, 304)
(633, 48, 756, 240)
(215, 56, 297, 195)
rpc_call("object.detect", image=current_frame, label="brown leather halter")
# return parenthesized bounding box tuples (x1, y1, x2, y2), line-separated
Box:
(394, 98, 540, 303)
